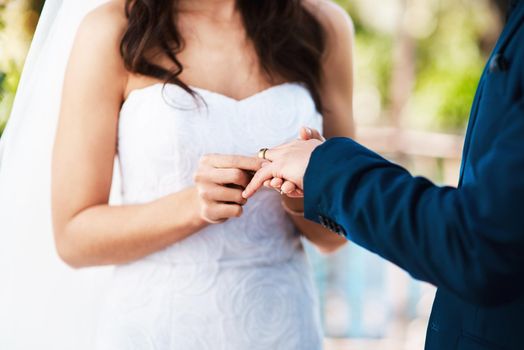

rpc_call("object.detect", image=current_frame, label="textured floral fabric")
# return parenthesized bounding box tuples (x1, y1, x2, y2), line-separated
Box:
(95, 83, 324, 350)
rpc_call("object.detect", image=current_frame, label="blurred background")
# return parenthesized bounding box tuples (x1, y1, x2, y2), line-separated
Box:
(0, 0, 512, 349)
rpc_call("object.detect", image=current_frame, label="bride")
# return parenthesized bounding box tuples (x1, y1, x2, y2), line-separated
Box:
(0, 0, 354, 348)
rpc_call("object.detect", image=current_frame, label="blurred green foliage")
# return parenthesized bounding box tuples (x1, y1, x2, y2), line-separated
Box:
(0, 0, 43, 136)
(0, 2, 5, 121)
(0, 62, 21, 134)
(336, 0, 502, 133)
(412, 0, 492, 131)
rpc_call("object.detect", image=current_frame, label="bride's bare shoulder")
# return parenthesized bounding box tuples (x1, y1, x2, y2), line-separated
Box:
(304, 0, 355, 41)
(66, 0, 129, 95)
(303, 0, 355, 76)
(76, 0, 128, 46)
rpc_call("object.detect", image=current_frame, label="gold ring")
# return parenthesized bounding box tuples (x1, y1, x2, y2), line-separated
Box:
(258, 148, 269, 160)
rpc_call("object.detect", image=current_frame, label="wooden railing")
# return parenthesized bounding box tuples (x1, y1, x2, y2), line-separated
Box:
(356, 126, 464, 160)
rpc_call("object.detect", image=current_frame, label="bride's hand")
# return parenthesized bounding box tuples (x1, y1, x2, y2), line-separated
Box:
(194, 154, 265, 224)
(263, 127, 325, 197)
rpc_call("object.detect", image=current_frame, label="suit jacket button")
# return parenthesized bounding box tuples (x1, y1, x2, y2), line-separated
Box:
(489, 53, 509, 73)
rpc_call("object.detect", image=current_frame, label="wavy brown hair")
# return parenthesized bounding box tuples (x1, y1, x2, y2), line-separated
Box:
(120, 0, 327, 112)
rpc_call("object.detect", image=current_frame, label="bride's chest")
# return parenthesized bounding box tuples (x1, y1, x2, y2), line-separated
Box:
(117, 83, 322, 158)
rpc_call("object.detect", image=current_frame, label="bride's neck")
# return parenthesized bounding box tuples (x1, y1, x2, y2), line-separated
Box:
(177, 0, 238, 21)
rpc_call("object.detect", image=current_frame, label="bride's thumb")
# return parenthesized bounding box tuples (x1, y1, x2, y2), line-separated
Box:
(299, 127, 324, 141)
(299, 127, 313, 140)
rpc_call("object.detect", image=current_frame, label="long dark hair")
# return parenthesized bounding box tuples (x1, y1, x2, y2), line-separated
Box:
(120, 0, 326, 112)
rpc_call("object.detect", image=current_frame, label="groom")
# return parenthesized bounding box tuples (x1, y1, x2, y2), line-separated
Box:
(244, 1, 524, 349)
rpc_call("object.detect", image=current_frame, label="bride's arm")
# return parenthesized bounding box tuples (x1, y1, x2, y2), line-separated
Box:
(284, 1, 355, 253)
(51, 4, 257, 268)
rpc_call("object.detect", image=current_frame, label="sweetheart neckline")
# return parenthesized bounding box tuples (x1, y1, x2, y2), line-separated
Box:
(123, 81, 304, 105)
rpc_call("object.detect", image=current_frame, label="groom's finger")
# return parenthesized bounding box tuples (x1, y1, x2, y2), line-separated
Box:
(281, 181, 296, 194)
(242, 165, 275, 198)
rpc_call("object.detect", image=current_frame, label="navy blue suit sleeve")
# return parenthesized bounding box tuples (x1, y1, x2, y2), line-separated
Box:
(304, 102, 524, 307)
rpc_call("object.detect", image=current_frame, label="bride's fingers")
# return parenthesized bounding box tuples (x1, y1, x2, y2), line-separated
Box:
(202, 202, 243, 223)
(280, 181, 296, 194)
(270, 177, 283, 189)
(207, 168, 251, 188)
(286, 191, 304, 198)
(263, 180, 272, 188)
(299, 127, 325, 142)
(198, 184, 247, 205)
(284, 189, 304, 198)
(299, 127, 311, 140)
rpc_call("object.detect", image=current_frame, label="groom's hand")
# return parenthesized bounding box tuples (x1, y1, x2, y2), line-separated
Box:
(242, 138, 323, 199)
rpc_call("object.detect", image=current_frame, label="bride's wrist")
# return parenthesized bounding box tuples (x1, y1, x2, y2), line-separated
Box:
(281, 196, 304, 217)
(188, 187, 210, 228)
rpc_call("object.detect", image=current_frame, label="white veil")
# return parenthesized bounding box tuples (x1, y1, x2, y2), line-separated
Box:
(0, 1, 116, 348)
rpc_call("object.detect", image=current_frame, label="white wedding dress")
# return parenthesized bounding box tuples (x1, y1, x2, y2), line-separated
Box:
(93, 82, 324, 350)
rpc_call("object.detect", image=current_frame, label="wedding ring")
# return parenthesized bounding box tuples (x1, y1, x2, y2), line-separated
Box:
(258, 148, 269, 160)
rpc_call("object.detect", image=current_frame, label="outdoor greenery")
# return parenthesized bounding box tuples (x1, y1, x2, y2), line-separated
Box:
(0, 0, 43, 135)
(335, 0, 505, 132)
(0, 0, 507, 136)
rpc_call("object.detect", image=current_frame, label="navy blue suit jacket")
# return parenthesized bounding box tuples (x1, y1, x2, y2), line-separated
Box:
(304, 3, 524, 349)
